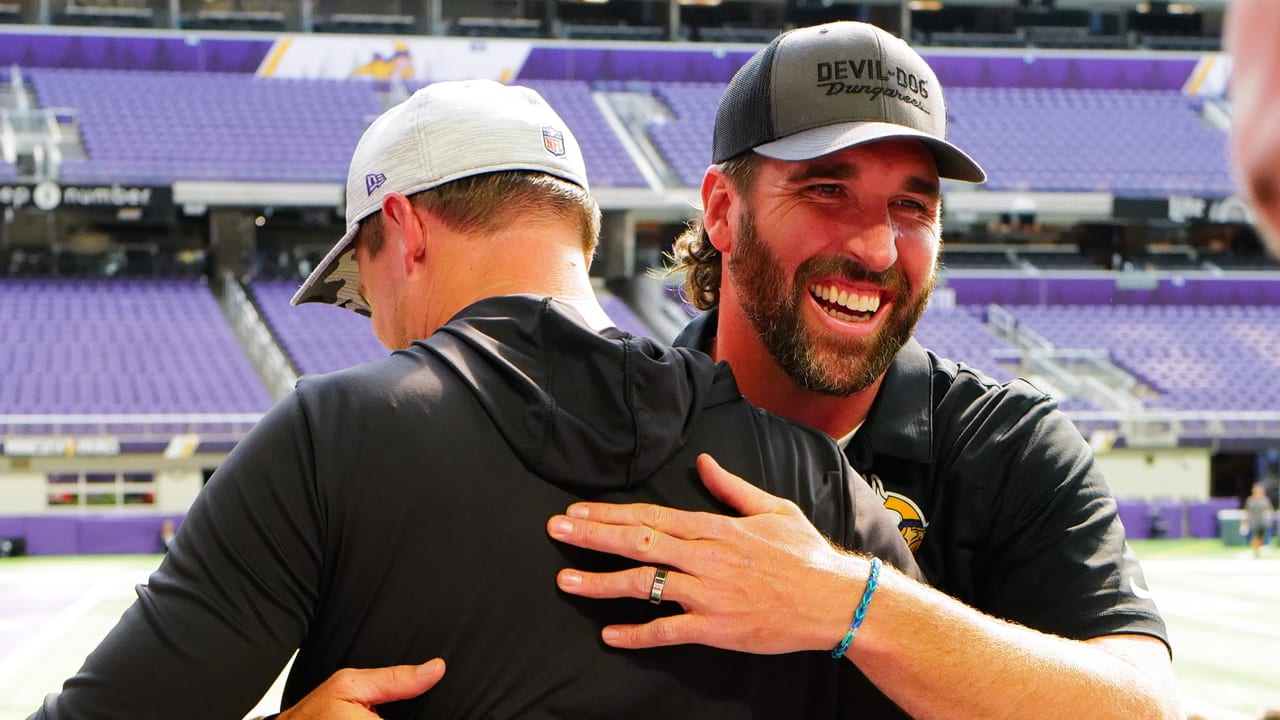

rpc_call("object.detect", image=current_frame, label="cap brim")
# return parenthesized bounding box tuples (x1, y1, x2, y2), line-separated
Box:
(289, 225, 371, 317)
(754, 121, 986, 183)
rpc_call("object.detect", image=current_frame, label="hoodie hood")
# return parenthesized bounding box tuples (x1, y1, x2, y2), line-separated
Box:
(422, 295, 725, 492)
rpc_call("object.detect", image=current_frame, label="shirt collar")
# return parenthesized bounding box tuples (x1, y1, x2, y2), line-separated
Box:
(859, 338, 934, 465)
(676, 308, 934, 464)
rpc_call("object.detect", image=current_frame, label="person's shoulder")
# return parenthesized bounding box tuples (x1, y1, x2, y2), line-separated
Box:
(913, 347, 1066, 447)
(293, 345, 440, 407)
(924, 347, 1055, 411)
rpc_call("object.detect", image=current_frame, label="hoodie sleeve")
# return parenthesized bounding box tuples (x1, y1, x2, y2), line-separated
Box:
(30, 393, 323, 720)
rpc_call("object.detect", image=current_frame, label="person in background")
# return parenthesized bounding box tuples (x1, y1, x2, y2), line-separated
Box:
(1241, 482, 1275, 558)
(546, 21, 1182, 720)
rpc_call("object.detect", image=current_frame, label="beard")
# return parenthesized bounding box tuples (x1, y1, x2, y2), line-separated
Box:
(726, 211, 935, 396)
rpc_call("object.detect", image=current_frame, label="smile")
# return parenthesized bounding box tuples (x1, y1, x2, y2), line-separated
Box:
(809, 283, 881, 323)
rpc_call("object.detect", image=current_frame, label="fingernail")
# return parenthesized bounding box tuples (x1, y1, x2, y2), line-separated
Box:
(419, 659, 442, 675)
(550, 518, 573, 535)
(602, 628, 620, 643)
(559, 570, 582, 587)
(567, 505, 589, 519)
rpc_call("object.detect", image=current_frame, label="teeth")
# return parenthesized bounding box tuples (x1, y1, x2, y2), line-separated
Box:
(810, 284, 881, 315)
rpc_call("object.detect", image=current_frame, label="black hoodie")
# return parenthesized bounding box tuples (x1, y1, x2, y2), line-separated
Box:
(36, 295, 916, 720)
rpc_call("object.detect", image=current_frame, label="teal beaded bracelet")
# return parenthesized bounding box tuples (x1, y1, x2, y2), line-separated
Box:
(831, 556, 882, 659)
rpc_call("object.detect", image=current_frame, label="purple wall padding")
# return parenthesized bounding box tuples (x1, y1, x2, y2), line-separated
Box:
(518, 47, 757, 83)
(1187, 497, 1239, 539)
(1117, 498, 1240, 540)
(0, 32, 272, 73)
(1116, 499, 1152, 540)
(929, 55, 1197, 91)
(945, 276, 1280, 307)
(0, 28, 1200, 90)
(0, 514, 184, 555)
(1149, 499, 1186, 539)
(519, 47, 1197, 90)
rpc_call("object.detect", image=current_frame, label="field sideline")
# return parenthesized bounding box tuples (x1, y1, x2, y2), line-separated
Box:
(0, 538, 1275, 719)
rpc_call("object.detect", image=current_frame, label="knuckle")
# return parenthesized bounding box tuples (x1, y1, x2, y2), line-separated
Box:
(639, 503, 667, 528)
(588, 572, 616, 595)
(634, 568, 655, 596)
(329, 667, 360, 690)
(631, 526, 658, 554)
(653, 621, 682, 644)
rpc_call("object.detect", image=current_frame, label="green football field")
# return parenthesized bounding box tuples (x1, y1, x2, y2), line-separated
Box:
(0, 539, 1275, 719)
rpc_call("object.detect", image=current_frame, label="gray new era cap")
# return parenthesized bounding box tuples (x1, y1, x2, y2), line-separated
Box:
(713, 21, 985, 183)
(291, 79, 590, 316)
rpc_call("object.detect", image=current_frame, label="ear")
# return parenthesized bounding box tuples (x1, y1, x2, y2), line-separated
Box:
(381, 193, 428, 273)
(701, 166, 737, 254)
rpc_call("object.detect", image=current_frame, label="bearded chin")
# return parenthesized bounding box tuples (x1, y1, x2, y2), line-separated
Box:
(729, 213, 935, 397)
(768, 286, 928, 397)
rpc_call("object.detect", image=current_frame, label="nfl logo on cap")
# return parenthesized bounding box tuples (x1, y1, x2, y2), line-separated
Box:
(542, 126, 566, 157)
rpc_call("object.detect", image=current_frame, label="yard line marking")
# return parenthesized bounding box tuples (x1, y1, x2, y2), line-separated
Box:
(0, 577, 117, 686)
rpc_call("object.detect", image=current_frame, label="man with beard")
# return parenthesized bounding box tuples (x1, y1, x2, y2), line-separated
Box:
(546, 21, 1181, 720)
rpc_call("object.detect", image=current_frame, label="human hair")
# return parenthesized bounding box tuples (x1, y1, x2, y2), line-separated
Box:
(355, 171, 601, 257)
(665, 153, 761, 311)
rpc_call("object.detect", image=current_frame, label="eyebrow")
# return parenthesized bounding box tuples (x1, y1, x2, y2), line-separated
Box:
(904, 175, 942, 201)
(784, 162, 941, 201)
(785, 162, 856, 185)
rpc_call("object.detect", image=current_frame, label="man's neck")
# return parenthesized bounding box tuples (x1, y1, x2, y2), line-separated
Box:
(431, 230, 612, 334)
(712, 305, 882, 439)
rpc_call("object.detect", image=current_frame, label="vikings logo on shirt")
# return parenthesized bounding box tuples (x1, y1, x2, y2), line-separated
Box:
(866, 474, 928, 553)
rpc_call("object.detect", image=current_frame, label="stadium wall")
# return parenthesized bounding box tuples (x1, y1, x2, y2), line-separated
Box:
(0, 25, 1212, 90)
(0, 453, 219, 554)
(942, 272, 1280, 306)
(1094, 447, 1211, 500)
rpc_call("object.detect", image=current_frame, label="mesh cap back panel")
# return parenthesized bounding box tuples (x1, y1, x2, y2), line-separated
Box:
(712, 40, 781, 164)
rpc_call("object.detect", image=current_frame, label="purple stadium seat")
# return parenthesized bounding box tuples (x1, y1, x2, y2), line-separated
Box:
(1007, 304, 1280, 411)
(251, 279, 388, 376)
(0, 278, 272, 414)
(28, 68, 381, 185)
(252, 280, 652, 375)
(644, 83, 1234, 198)
(946, 87, 1235, 198)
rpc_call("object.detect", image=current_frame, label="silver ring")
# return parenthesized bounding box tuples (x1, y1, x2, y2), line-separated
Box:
(648, 567, 669, 605)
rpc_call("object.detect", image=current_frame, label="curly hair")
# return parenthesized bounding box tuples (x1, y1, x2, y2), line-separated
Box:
(664, 154, 761, 311)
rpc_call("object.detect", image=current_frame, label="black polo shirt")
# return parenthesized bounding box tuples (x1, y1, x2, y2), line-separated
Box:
(676, 310, 1169, 648)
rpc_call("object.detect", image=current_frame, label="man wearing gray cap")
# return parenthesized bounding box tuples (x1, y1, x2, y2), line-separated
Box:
(32, 79, 922, 719)
(549, 21, 1182, 720)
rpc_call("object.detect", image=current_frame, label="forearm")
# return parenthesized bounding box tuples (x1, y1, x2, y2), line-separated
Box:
(840, 564, 1180, 720)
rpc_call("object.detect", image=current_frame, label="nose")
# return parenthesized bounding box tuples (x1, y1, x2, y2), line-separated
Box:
(839, 208, 898, 273)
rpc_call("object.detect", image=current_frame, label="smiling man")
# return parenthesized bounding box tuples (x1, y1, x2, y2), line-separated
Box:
(548, 21, 1182, 720)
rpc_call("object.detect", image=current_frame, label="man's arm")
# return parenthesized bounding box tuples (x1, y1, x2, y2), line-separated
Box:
(32, 395, 324, 719)
(548, 454, 1181, 720)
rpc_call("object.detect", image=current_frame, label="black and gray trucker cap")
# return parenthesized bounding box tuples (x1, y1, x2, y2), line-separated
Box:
(712, 21, 986, 183)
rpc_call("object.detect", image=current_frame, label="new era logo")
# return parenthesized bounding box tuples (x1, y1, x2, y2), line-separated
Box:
(542, 126, 566, 157)
(365, 173, 387, 196)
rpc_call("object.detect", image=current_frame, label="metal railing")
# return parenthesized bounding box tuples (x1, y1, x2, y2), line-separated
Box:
(0, 413, 263, 443)
(219, 271, 298, 401)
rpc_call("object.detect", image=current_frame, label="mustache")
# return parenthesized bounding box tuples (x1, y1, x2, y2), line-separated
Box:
(794, 255, 911, 295)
